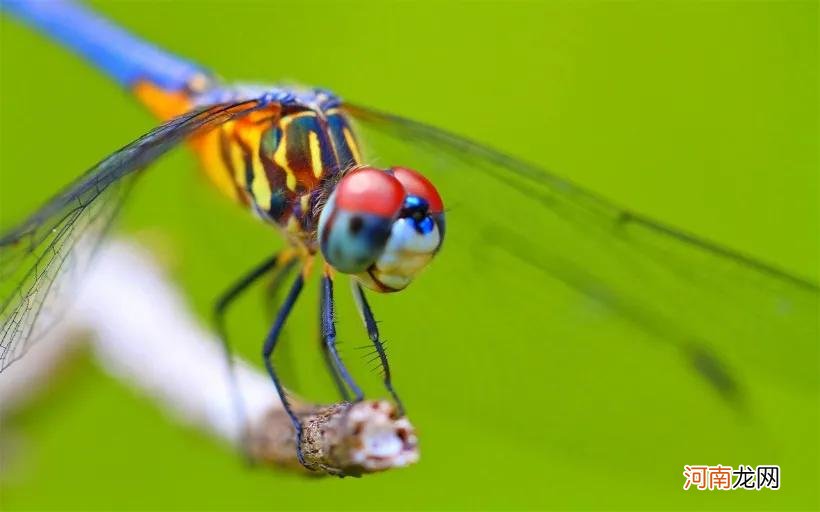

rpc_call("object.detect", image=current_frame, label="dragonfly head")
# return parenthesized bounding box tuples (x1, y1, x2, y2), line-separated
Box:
(318, 166, 445, 292)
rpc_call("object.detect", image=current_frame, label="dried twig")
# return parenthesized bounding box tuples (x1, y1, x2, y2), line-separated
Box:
(250, 400, 418, 476)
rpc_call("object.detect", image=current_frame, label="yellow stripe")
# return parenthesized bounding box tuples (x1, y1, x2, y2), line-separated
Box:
(246, 127, 272, 210)
(308, 131, 323, 178)
(273, 116, 297, 191)
(343, 127, 362, 163)
(251, 171, 272, 210)
(285, 169, 297, 191)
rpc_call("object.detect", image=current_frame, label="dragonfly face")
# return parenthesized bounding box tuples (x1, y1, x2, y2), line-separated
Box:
(318, 166, 445, 292)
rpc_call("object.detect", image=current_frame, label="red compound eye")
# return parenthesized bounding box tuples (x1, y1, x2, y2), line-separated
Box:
(335, 167, 405, 218)
(390, 167, 444, 213)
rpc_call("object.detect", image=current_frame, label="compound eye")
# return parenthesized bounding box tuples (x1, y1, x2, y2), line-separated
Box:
(319, 167, 406, 274)
(335, 167, 405, 219)
(390, 167, 444, 214)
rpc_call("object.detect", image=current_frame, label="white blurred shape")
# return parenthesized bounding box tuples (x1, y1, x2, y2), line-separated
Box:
(0, 241, 281, 445)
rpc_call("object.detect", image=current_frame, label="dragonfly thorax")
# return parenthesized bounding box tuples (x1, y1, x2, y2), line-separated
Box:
(192, 104, 362, 248)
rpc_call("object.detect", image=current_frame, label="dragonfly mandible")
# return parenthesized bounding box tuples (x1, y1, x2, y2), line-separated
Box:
(1, 0, 817, 469)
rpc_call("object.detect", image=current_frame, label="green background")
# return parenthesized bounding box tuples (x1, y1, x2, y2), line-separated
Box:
(0, 1, 817, 510)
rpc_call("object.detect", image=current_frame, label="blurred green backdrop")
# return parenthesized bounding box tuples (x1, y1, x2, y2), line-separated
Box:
(0, 1, 817, 510)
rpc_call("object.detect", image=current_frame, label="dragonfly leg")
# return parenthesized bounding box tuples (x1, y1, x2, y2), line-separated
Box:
(262, 267, 308, 466)
(321, 268, 364, 403)
(319, 304, 352, 402)
(351, 282, 405, 416)
(213, 252, 283, 462)
(263, 259, 301, 392)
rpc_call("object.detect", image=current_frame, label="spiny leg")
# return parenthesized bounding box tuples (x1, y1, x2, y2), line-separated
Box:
(351, 281, 405, 416)
(262, 264, 309, 466)
(321, 267, 364, 403)
(319, 291, 352, 402)
(213, 252, 289, 461)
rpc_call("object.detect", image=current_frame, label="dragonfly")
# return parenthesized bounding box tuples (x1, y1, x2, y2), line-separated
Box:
(1, 0, 817, 469)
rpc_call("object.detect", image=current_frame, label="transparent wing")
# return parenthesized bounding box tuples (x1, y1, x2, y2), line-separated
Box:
(0, 100, 262, 373)
(344, 103, 819, 403)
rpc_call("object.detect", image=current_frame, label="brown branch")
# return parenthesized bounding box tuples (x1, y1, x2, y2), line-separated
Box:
(248, 400, 418, 477)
